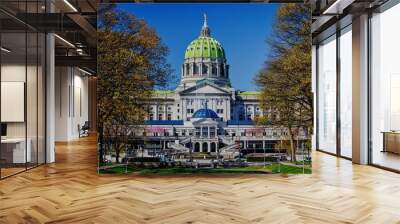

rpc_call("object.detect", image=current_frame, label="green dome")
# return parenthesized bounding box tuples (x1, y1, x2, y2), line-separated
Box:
(184, 36, 225, 60)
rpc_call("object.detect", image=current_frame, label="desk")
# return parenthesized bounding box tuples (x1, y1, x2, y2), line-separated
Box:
(382, 131, 400, 154)
(1, 138, 31, 164)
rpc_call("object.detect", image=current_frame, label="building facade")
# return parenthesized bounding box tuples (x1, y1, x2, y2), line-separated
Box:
(133, 15, 308, 157)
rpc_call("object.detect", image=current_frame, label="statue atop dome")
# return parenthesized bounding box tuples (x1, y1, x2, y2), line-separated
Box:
(201, 13, 211, 37)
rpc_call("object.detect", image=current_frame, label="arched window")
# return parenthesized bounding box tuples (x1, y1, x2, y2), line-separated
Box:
(202, 142, 208, 152)
(186, 64, 190, 75)
(212, 64, 217, 75)
(194, 63, 199, 75)
(194, 142, 200, 152)
(210, 142, 216, 152)
(220, 64, 224, 77)
(202, 63, 208, 75)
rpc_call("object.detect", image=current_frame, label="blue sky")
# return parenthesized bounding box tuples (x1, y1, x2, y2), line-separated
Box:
(117, 3, 279, 90)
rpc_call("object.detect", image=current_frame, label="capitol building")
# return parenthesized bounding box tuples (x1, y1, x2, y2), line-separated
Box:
(134, 15, 308, 157)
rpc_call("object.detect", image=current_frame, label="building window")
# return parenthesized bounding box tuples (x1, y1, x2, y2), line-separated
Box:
(370, 5, 400, 170)
(186, 99, 193, 105)
(149, 114, 154, 120)
(202, 63, 208, 75)
(339, 25, 352, 158)
(194, 63, 199, 75)
(210, 127, 216, 137)
(247, 114, 252, 120)
(186, 64, 190, 75)
(217, 109, 223, 114)
(212, 64, 217, 75)
(167, 114, 172, 120)
(202, 127, 208, 137)
(158, 114, 163, 120)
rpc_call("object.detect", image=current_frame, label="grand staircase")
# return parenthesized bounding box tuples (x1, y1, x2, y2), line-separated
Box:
(168, 136, 239, 159)
(168, 142, 190, 153)
(218, 136, 239, 159)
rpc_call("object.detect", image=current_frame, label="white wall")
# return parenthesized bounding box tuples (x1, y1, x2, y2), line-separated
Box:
(55, 67, 89, 141)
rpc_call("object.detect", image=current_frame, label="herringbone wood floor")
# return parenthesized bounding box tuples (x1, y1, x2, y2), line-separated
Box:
(1, 136, 400, 224)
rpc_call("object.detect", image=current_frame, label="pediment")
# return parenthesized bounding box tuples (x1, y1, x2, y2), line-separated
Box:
(179, 81, 231, 95)
(192, 118, 219, 126)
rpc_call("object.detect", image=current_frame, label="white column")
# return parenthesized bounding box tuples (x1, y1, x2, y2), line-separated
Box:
(46, 32, 55, 163)
(352, 14, 369, 164)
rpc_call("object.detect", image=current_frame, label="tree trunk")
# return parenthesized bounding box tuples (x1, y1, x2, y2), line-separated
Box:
(115, 148, 120, 163)
(287, 127, 296, 162)
(98, 124, 104, 164)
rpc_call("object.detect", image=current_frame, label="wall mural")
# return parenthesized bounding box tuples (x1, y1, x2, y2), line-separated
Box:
(97, 3, 312, 175)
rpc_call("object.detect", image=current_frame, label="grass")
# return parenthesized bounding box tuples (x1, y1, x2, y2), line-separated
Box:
(99, 163, 312, 175)
(99, 165, 140, 174)
(295, 160, 312, 166)
(265, 164, 311, 174)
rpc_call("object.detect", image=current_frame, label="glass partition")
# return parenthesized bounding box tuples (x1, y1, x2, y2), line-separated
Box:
(1, 30, 28, 177)
(317, 34, 337, 154)
(0, 1, 46, 179)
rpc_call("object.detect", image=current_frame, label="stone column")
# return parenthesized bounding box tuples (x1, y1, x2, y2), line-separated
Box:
(208, 127, 210, 138)
(352, 14, 369, 164)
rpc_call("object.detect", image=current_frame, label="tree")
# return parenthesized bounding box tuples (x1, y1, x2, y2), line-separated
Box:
(97, 5, 173, 163)
(255, 4, 312, 162)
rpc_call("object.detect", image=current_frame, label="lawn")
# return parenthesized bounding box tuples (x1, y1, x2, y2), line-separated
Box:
(99, 163, 311, 175)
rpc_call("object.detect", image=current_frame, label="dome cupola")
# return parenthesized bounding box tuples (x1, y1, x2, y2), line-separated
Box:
(184, 14, 225, 60)
(192, 108, 219, 119)
(180, 14, 230, 88)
